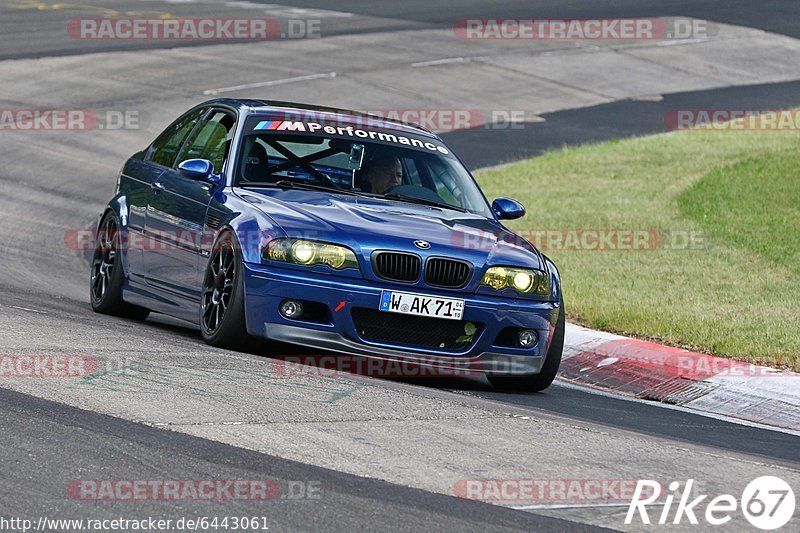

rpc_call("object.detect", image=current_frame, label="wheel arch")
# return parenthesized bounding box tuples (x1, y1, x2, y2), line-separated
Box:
(200, 226, 251, 344)
(98, 197, 133, 278)
(543, 255, 563, 312)
(223, 208, 281, 265)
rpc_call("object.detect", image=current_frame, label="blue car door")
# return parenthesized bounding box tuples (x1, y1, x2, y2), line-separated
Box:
(119, 159, 164, 282)
(143, 108, 235, 301)
(126, 108, 205, 281)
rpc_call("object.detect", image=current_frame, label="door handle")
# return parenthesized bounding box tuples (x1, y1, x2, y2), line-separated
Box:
(151, 181, 166, 193)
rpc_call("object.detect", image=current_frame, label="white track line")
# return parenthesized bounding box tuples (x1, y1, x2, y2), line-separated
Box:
(411, 57, 470, 68)
(204, 71, 337, 95)
(511, 502, 658, 511)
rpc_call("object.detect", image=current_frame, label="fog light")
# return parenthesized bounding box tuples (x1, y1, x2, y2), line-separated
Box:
(280, 299, 304, 319)
(518, 329, 537, 348)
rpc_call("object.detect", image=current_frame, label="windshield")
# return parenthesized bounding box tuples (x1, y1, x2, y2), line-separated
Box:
(233, 116, 492, 216)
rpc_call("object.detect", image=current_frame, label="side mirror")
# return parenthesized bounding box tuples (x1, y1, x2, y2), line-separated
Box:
(178, 159, 219, 184)
(492, 198, 526, 220)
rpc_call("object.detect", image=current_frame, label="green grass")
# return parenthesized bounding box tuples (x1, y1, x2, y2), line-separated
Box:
(476, 129, 800, 369)
(677, 153, 800, 274)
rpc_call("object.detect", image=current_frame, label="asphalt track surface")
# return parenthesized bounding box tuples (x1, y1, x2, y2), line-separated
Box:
(1, 1, 799, 531)
(4, 0, 800, 59)
(0, 386, 596, 532)
(445, 80, 800, 168)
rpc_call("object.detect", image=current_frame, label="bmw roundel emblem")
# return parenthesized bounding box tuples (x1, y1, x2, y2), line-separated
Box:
(414, 240, 431, 249)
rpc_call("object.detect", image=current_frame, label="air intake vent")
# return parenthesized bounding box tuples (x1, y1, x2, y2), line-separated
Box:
(425, 258, 472, 288)
(205, 212, 222, 230)
(372, 252, 421, 283)
(352, 308, 483, 352)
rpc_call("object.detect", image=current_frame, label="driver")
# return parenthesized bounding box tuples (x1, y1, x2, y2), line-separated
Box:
(365, 154, 403, 194)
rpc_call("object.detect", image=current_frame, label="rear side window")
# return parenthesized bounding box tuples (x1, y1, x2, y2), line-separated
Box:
(149, 108, 205, 168)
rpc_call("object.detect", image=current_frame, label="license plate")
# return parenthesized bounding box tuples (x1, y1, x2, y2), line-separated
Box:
(378, 290, 465, 320)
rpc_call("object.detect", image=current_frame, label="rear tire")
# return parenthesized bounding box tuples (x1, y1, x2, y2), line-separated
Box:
(200, 231, 249, 348)
(90, 213, 150, 320)
(488, 301, 564, 393)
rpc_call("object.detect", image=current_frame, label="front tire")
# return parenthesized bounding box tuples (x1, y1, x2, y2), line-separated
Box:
(200, 231, 249, 348)
(488, 301, 564, 393)
(90, 213, 149, 320)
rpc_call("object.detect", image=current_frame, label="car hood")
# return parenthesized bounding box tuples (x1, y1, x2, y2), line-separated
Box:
(236, 188, 545, 272)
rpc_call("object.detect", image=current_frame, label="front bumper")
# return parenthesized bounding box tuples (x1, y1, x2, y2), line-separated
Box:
(243, 262, 559, 376)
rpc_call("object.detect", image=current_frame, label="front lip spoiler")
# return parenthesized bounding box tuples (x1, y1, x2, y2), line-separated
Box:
(264, 323, 543, 376)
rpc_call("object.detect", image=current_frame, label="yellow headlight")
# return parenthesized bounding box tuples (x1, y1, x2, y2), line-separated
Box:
(482, 266, 508, 290)
(267, 240, 288, 262)
(482, 266, 548, 296)
(291, 241, 317, 264)
(266, 239, 358, 271)
(512, 271, 534, 292)
(320, 245, 346, 269)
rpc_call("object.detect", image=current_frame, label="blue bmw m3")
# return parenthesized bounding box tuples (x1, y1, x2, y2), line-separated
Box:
(90, 99, 564, 391)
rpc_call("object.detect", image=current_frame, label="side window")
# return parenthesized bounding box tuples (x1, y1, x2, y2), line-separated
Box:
(423, 158, 460, 206)
(401, 157, 421, 186)
(177, 111, 235, 173)
(149, 109, 205, 168)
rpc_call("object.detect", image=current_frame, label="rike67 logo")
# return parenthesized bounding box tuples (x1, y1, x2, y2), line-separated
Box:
(627, 476, 795, 530)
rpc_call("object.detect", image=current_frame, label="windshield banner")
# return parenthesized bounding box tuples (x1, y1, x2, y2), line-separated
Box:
(248, 116, 451, 155)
